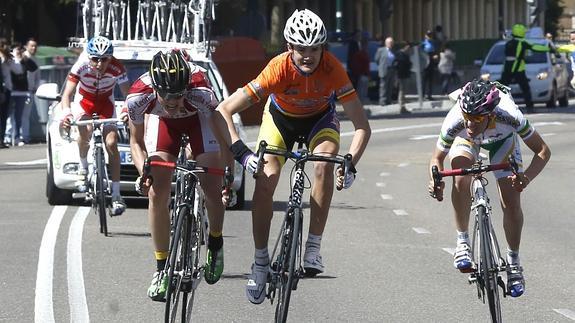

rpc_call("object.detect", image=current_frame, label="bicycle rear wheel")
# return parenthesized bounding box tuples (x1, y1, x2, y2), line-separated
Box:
(478, 205, 502, 323)
(94, 148, 108, 236)
(275, 207, 301, 323)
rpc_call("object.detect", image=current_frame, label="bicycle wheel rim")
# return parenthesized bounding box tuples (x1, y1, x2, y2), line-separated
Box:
(95, 149, 107, 236)
(184, 207, 204, 322)
(478, 206, 502, 323)
(275, 207, 300, 323)
(165, 206, 189, 323)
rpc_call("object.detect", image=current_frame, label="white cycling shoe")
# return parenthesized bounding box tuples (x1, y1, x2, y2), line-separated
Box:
(303, 248, 324, 277)
(111, 195, 126, 216)
(246, 263, 269, 304)
(453, 243, 473, 272)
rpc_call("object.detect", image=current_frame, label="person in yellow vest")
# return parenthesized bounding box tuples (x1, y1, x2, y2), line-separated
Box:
(557, 30, 575, 89)
(499, 24, 549, 112)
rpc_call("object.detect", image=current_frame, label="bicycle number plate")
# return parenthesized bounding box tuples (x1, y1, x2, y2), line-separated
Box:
(120, 151, 132, 165)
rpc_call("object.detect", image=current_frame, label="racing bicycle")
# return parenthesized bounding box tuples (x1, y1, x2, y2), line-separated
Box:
(69, 115, 122, 236)
(255, 139, 352, 323)
(432, 155, 520, 323)
(141, 135, 232, 323)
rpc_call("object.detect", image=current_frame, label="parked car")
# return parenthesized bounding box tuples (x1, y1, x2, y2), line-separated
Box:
(37, 40, 246, 208)
(479, 31, 570, 108)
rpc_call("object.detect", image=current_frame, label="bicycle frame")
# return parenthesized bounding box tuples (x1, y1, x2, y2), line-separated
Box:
(256, 139, 352, 323)
(432, 156, 519, 323)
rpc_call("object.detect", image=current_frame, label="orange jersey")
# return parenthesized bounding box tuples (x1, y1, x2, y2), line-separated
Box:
(243, 51, 357, 117)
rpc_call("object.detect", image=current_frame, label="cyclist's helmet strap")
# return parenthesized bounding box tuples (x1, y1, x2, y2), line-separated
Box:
(149, 50, 190, 94)
(459, 79, 500, 115)
(86, 36, 113, 58)
(283, 9, 327, 47)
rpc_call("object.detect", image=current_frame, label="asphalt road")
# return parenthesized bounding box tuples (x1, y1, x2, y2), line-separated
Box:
(1, 106, 575, 322)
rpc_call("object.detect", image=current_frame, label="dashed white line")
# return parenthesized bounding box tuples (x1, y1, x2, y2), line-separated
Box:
(393, 209, 408, 216)
(5, 158, 47, 166)
(379, 172, 390, 177)
(35, 206, 67, 323)
(553, 309, 575, 320)
(442, 247, 455, 255)
(380, 194, 393, 200)
(376, 182, 387, 187)
(397, 163, 409, 167)
(67, 207, 91, 323)
(412, 227, 431, 234)
(410, 135, 437, 140)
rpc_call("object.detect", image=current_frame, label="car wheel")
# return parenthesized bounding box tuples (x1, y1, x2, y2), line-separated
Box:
(227, 171, 245, 210)
(46, 138, 74, 205)
(546, 84, 557, 108)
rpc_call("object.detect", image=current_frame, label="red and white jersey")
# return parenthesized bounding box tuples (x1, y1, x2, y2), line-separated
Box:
(68, 54, 129, 105)
(125, 63, 219, 125)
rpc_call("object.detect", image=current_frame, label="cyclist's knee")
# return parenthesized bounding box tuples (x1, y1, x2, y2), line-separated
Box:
(313, 161, 335, 179)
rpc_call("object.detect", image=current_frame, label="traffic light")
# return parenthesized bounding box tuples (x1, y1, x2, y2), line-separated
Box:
(526, 0, 545, 27)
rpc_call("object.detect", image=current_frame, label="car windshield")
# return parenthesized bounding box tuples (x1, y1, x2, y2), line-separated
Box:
(485, 43, 548, 65)
(113, 60, 224, 101)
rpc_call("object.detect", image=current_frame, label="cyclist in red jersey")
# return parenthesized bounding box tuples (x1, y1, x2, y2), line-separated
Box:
(127, 50, 232, 301)
(213, 9, 371, 304)
(60, 36, 130, 215)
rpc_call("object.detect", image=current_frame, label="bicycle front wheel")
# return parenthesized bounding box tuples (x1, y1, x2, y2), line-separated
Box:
(275, 207, 301, 323)
(94, 149, 108, 236)
(478, 205, 502, 323)
(165, 205, 194, 323)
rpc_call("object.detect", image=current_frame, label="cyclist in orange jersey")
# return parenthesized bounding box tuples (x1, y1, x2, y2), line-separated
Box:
(213, 9, 371, 304)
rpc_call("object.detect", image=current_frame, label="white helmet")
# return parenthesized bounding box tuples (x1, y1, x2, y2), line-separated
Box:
(86, 36, 113, 58)
(283, 9, 327, 46)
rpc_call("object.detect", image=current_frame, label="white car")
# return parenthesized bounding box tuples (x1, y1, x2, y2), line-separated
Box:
(479, 31, 570, 108)
(37, 40, 246, 208)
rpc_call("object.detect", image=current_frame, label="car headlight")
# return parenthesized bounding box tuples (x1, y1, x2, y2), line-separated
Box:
(536, 69, 549, 80)
(62, 163, 80, 174)
(480, 71, 491, 81)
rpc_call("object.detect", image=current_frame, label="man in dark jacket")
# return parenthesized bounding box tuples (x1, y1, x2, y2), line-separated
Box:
(394, 42, 412, 114)
(499, 24, 549, 112)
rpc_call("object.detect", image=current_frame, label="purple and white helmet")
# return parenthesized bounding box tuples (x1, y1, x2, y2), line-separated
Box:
(459, 79, 500, 115)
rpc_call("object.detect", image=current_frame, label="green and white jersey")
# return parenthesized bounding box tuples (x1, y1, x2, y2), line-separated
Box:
(436, 90, 535, 152)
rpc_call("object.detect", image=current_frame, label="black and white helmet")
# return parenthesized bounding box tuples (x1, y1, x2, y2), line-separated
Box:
(283, 9, 327, 46)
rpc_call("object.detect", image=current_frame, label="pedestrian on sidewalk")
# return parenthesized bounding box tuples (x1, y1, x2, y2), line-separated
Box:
(374, 36, 396, 105)
(421, 30, 438, 100)
(438, 43, 456, 95)
(394, 41, 412, 114)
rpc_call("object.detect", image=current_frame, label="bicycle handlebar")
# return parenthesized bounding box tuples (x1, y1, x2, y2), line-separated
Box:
(71, 118, 122, 127)
(431, 155, 520, 199)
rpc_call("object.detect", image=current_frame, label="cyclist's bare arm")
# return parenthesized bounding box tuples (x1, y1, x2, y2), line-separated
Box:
(341, 96, 371, 165)
(429, 147, 448, 201)
(208, 113, 234, 170)
(214, 88, 253, 146)
(510, 130, 551, 191)
(129, 120, 147, 176)
(60, 79, 78, 125)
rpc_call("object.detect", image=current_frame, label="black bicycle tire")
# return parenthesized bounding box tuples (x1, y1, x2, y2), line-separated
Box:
(95, 148, 107, 236)
(275, 207, 300, 323)
(184, 203, 204, 323)
(165, 205, 189, 323)
(478, 205, 502, 323)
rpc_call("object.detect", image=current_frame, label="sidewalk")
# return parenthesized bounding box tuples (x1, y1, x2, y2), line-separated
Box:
(337, 94, 454, 118)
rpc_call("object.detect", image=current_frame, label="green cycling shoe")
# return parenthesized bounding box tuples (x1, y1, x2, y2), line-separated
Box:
(204, 247, 224, 285)
(147, 271, 168, 302)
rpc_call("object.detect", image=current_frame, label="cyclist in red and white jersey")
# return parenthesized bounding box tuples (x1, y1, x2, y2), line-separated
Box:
(126, 50, 232, 301)
(60, 36, 130, 215)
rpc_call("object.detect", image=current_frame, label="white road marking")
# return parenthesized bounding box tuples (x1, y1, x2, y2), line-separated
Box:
(5, 158, 47, 166)
(442, 247, 455, 255)
(393, 209, 408, 216)
(532, 121, 563, 126)
(553, 309, 575, 320)
(341, 123, 443, 137)
(410, 135, 438, 140)
(67, 207, 91, 323)
(35, 206, 67, 323)
(397, 163, 409, 167)
(379, 172, 390, 177)
(376, 182, 386, 187)
(542, 133, 556, 137)
(412, 227, 431, 234)
(380, 194, 393, 200)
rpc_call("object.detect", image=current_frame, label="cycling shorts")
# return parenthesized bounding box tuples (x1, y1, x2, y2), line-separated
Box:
(71, 95, 115, 120)
(255, 97, 340, 165)
(145, 112, 219, 158)
(448, 134, 523, 179)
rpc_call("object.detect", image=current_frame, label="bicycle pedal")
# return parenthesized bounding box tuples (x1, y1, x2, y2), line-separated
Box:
(291, 276, 300, 291)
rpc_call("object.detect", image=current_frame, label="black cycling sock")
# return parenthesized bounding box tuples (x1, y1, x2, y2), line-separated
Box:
(157, 259, 167, 271)
(208, 234, 223, 251)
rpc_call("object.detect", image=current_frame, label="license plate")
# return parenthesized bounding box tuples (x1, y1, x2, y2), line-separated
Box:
(120, 151, 132, 164)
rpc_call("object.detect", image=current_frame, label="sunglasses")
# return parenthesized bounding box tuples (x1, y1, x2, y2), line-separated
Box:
(158, 91, 185, 100)
(462, 112, 488, 123)
(90, 56, 110, 63)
